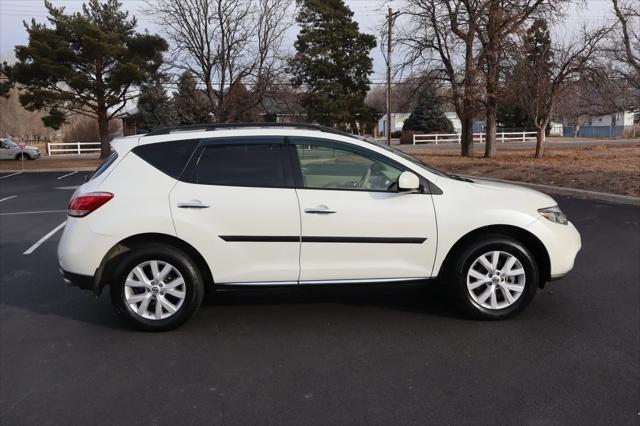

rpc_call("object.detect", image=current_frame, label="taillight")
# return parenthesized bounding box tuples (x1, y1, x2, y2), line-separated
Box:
(68, 192, 114, 217)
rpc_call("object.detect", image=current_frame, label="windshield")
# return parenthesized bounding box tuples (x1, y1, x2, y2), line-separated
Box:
(358, 136, 449, 178)
(3, 139, 18, 148)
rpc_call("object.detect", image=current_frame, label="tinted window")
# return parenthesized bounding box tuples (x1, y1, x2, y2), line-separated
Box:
(186, 143, 287, 187)
(133, 139, 199, 178)
(89, 151, 118, 180)
(293, 140, 402, 191)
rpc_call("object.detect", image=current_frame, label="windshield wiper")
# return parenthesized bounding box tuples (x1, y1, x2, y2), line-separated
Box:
(447, 173, 474, 183)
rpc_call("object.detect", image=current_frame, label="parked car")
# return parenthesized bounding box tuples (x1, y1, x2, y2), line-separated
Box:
(0, 138, 41, 160)
(58, 123, 581, 330)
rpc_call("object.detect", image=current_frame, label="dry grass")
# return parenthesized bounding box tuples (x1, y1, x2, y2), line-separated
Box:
(0, 157, 102, 171)
(407, 142, 640, 197)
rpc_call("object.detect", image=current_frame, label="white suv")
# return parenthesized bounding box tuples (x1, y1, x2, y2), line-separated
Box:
(58, 124, 581, 330)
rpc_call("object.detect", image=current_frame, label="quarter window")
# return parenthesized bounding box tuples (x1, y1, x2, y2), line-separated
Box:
(187, 143, 287, 187)
(293, 140, 402, 191)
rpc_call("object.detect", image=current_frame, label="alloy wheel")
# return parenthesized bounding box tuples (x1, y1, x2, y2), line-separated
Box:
(466, 251, 526, 310)
(124, 260, 186, 320)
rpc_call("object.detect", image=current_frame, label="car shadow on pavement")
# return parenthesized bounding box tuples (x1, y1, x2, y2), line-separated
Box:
(202, 281, 465, 320)
(0, 236, 464, 330)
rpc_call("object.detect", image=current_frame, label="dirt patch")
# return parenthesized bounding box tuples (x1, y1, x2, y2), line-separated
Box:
(406, 143, 640, 197)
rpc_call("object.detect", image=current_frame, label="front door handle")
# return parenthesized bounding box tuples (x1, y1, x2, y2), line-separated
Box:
(177, 200, 210, 209)
(304, 205, 336, 214)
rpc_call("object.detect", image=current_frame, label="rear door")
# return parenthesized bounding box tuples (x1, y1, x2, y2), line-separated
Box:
(169, 136, 301, 284)
(290, 137, 437, 282)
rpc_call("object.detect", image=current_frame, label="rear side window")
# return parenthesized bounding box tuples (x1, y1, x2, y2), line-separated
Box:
(184, 142, 288, 188)
(89, 151, 118, 181)
(132, 139, 199, 179)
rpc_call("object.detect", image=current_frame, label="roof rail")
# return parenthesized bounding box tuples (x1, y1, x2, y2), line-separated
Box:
(143, 122, 354, 137)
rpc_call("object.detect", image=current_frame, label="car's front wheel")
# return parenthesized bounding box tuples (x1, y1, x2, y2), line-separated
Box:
(448, 235, 538, 320)
(110, 245, 204, 331)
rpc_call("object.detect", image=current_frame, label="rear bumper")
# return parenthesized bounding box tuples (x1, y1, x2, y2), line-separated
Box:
(60, 268, 94, 290)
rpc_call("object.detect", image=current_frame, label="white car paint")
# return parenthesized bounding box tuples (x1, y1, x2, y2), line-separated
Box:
(0, 138, 41, 160)
(58, 127, 581, 291)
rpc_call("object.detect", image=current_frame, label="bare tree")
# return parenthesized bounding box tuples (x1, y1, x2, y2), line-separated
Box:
(395, 0, 483, 157)
(146, 0, 292, 122)
(610, 0, 640, 87)
(366, 78, 431, 115)
(509, 24, 610, 157)
(474, 0, 561, 158)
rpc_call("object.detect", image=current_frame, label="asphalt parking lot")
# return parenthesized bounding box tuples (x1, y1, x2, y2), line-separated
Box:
(0, 171, 638, 425)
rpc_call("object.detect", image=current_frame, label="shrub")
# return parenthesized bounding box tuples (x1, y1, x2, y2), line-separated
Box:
(399, 130, 416, 145)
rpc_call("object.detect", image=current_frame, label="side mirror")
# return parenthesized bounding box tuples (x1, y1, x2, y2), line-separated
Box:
(398, 171, 420, 192)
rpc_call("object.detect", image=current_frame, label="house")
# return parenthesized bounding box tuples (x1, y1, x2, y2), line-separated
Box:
(564, 110, 639, 138)
(444, 112, 462, 133)
(377, 113, 411, 136)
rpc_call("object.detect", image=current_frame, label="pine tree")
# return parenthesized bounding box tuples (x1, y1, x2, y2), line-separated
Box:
(13, 0, 167, 158)
(402, 86, 453, 133)
(172, 71, 211, 125)
(137, 74, 177, 132)
(288, 0, 378, 132)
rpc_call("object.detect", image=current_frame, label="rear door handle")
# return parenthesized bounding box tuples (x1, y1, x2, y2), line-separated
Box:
(304, 205, 336, 214)
(177, 200, 210, 209)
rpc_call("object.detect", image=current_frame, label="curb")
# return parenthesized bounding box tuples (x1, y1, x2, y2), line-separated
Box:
(468, 175, 640, 206)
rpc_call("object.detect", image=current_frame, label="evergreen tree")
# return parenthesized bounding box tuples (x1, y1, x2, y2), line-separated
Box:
(402, 86, 453, 132)
(172, 71, 211, 125)
(497, 103, 533, 129)
(288, 0, 378, 132)
(13, 0, 167, 157)
(136, 74, 177, 132)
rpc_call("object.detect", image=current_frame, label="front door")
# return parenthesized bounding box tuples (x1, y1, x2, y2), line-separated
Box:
(290, 137, 438, 282)
(170, 137, 301, 284)
(0, 140, 12, 159)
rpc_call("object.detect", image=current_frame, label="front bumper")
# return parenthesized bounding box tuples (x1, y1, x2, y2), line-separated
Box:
(527, 218, 582, 278)
(60, 268, 94, 291)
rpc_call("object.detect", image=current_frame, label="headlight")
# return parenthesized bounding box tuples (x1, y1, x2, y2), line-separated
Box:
(538, 206, 568, 225)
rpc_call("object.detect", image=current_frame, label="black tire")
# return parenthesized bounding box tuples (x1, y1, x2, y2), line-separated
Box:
(446, 234, 538, 320)
(15, 153, 30, 160)
(110, 244, 204, 331)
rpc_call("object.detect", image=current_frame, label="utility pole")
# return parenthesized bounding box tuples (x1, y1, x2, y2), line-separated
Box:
(386, 7, 393, 146)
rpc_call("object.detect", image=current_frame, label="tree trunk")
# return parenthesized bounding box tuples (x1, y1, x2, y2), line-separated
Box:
(98, 109, 111, 159)
(460, 113, 475, 157)
(482, 0, 499, 158)
(484, 100, 497, 158)
(534, 119, 549, 158)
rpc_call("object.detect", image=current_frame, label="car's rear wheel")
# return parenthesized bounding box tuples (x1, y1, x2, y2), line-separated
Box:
(448, 235, 538, 320)
(110, 245, 204, 331)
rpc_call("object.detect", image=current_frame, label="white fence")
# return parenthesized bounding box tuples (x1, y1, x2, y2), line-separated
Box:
(413, 131, 537, 145)
(47, 142, 101, 155)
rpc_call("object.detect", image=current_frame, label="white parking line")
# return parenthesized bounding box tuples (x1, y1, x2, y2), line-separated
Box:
(23, 221, 67, 255)
(0, 171, 23, 179)
(57, 171, 78, 180)
(0, 209, 66, 216)
(0, 195, 17, 203)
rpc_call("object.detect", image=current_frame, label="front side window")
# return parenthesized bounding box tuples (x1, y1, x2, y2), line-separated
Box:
(293, 140, 402, 191)
(187, 143, 287, 187)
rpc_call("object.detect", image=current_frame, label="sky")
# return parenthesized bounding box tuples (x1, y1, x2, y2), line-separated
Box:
(0, 0, 616, 83)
